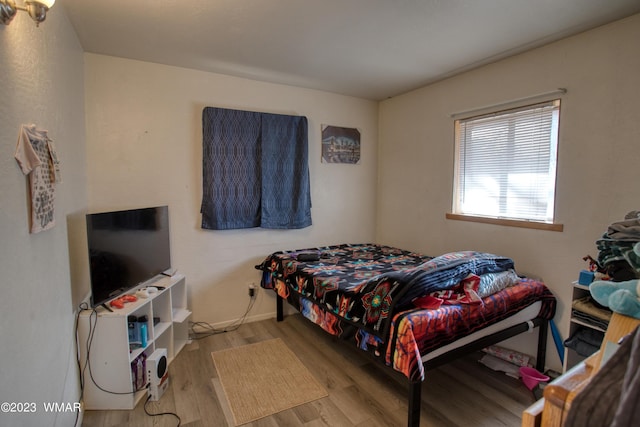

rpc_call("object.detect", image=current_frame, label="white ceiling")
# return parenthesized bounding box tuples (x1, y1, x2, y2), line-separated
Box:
(59, 0, 640, 100)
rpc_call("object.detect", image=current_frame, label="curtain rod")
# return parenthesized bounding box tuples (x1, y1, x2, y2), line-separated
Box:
(450, 88, 567, 119)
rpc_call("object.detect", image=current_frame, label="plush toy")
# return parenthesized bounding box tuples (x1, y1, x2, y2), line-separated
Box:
(590, 279, 640, 319)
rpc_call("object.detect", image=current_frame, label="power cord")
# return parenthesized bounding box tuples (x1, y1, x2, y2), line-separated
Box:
(75, 303, 140, 426)
(75, 284, 257, 424)
(189, 292, 256, 339)
(75, 302, 180, 426)
(82, 305, 140, 395)
(144, 394, 181, 426)
(73, 303, 86, 427)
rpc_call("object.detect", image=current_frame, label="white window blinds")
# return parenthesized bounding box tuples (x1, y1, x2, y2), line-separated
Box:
(453, 100, 560, 223)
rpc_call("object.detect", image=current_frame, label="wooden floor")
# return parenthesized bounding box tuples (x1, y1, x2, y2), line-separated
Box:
(82, 314, 537, 427)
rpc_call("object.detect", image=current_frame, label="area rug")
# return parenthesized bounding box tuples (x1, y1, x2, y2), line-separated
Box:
(211, 338, 328, 425)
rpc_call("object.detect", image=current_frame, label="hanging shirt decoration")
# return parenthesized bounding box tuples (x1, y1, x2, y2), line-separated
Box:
(14, 124, 62, 233)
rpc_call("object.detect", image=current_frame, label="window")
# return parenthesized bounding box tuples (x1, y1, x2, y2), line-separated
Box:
(451, 100, 560, 227)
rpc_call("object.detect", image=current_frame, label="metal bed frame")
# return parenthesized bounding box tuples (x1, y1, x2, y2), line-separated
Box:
(276, 294, 549, 427)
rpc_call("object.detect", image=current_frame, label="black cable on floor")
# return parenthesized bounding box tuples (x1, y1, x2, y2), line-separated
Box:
(189, 295, 256, 339)
(143, 394, 181, 426)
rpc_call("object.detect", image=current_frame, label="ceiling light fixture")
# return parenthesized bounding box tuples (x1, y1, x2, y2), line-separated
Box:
(0, 0, 55, 27)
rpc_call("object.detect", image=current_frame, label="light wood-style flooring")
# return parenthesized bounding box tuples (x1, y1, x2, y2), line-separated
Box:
(82, 314, 537, 427)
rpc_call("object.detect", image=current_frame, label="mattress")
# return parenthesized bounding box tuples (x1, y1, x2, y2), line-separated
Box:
(423, 300, 542, 362)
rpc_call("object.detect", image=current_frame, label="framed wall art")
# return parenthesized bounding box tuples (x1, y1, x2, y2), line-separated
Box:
(321, 125, 360, 164)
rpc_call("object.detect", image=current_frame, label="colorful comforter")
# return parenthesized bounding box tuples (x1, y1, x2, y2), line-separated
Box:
(256, 243, 556, 381)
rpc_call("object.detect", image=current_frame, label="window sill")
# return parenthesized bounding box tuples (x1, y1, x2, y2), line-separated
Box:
(445, 213, 564, 232)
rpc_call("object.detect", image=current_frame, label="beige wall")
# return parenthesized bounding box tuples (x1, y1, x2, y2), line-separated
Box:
(0, 9, 86, 427)
(3, 8, 638, 414)
(83, 54, 379, 326)
(378, 13, 640, 370)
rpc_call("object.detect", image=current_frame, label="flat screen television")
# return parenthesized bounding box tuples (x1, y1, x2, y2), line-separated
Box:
(86, 206, 171, 308)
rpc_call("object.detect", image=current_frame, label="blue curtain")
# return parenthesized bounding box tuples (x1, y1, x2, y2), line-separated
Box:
(201, 107, 311, 230)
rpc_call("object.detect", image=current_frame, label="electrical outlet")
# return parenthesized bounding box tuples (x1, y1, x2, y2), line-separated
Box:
(248, 282, 256, 298)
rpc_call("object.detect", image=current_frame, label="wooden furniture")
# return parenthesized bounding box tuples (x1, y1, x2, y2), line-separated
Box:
(77, 273, 191, 410)
(564, 281, 611, 370)
(522, 312, 640, 427)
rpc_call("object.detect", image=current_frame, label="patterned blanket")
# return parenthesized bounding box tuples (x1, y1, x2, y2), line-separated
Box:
(256, 243, 556, 381)
(388, 278, 556, 380)
(256, 244, 556, 381)
(258, 244, 513, 340)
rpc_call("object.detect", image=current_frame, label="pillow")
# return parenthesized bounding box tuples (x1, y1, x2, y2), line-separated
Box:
(477, 269, 520, 298)
(296, 251, 320, 261)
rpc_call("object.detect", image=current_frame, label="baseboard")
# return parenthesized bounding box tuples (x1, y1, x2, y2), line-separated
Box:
(204, 311, 277, 330)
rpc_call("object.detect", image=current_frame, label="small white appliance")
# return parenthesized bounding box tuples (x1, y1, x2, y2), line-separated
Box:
(146, 348, 169, 401)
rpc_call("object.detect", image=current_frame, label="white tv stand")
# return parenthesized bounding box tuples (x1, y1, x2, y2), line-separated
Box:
(77, 273, 191, 410)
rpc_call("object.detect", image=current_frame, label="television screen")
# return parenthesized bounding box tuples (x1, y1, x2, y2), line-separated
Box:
(86, 206, 171, 308)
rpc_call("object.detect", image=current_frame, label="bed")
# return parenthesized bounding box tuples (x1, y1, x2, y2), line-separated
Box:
(255, 243, 556, 426)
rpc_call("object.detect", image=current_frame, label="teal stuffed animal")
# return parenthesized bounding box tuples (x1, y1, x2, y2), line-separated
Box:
(590, 279, 640, 319)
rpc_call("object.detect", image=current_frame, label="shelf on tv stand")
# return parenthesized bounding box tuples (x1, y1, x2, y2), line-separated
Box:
(77, 272, 191, 410)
